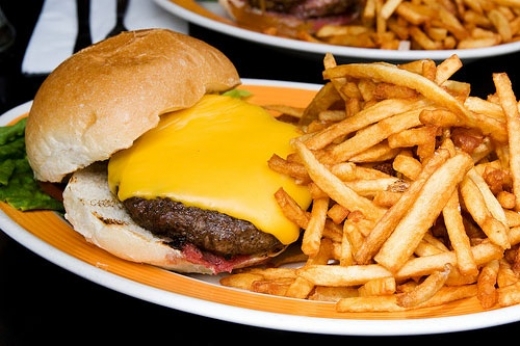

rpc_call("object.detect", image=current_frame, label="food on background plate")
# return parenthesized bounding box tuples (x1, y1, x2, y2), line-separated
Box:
(219, 0, 363, 38)
(219, 0, 520, 50)
(221, 53, 520, 314)
(23, 28, 312, 275)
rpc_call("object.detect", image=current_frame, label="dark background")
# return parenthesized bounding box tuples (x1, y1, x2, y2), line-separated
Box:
(1, 0, 520, 344)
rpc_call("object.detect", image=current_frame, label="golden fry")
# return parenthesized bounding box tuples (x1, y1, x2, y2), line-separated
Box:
(493, 72, 520, 211)
(443, 191, 478, 277)
(359, 277, 396, 296)
(396, 264, 452, 308)
(297, 264, 392, 287)
(302, 196, 329, 256)
(460, 175, 511, 249)
(477, 259, 500, 309)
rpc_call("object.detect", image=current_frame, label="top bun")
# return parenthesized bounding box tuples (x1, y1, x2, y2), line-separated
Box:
(25, 29, 241, 183)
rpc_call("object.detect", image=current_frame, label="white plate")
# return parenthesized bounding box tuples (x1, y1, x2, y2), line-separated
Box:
(154, 0, 520, 63)
(2, 79, 520, 336)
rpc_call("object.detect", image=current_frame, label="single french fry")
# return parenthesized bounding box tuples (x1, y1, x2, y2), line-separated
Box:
(410, 26, 443, 50)
(413, 284, 478, 308)
(331, 162, 393, 181)
(343, 219, 365, 256)
(387, 125, 438, 149)
(444, 266, 479, 286)
(337, 284, 477, 312)
(498, 281, 520, 307)
(443, 190, 479, 277)
(337, 294, 405, 312)
(460, 175, 511, 249)
(497, 258, 519, 288)
(319, 110, 347, 122)
(358, 276, 396, 296)
(263, 104, 305, 119)
(414, 239, 445, 257)
(435, 54, 464, 84)
(274, 187, 310, 229)
(344, 177, 403, 197)
(396, 264, 452, 308)
(339, 227, 354, 267)
(498, 191, 516, 210)
(392, 152, 423, 180)
(251, 277, 294, 296)
(489, 9, 513, 42)
(493, 73, 520, 211)
(395, 2, 435, 25)
(297, 264, 393, 287)
(396, 242, 504, 280)
(380, 0, 403, 19)
(220, 272, 264, 290)
(348, 142, 401, 163)
(309, 286, 359, 301)
(268, 154, 309, 183)
(285, 276, 315, 299)
(422, 232, 450, 252)
(372, 190, 403, 208)
(302, 196, 329, 256)
(245, 267, 299, 280)
(327, 203, 349, 224)
(467, 168, 508, 226)
(477, 259, 500, 309)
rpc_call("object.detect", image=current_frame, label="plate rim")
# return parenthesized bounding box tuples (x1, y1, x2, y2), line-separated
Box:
(2, 79, 520, 336)
(154, 0, 520, 62)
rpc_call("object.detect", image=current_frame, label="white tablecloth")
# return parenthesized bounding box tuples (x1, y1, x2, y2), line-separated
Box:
(22, 0, 188, 75)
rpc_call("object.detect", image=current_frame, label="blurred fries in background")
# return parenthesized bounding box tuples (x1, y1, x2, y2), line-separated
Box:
(221, 53, 520, 314)
(301, 0, 520, 50)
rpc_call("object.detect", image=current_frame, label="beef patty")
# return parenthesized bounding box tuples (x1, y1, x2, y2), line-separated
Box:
(123, 197, 286, 257)
(247, 0, 362, 19)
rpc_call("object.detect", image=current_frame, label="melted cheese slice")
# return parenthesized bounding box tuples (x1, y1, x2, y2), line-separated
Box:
(108, 94, 311, 245)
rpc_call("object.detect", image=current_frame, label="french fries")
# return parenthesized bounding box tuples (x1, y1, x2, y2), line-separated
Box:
(306, 0, 520, 50)
(220, 53, 520, 314)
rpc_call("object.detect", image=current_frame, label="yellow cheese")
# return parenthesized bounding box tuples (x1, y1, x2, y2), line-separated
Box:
(108, 94, 311, 244)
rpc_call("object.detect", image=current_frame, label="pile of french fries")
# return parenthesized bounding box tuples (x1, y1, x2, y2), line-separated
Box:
(297, 0, 520, 50)
(220, 53, 520, 313)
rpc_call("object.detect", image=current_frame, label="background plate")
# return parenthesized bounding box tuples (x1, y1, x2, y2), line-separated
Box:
(2, 79, 520, 336)
(154, 0, 520, 63)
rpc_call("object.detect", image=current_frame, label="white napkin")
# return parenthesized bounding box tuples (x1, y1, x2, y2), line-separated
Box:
(22, 0, 189, 75)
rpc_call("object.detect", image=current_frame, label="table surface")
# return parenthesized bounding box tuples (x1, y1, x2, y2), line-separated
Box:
(2, 0, 520, 344)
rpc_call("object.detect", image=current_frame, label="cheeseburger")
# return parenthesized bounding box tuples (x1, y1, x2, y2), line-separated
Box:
(25, 29, 311, 274)
(219, 0, 363, 38)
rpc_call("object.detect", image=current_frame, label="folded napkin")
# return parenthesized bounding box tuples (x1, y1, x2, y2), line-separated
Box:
(22, 0, 189, 75)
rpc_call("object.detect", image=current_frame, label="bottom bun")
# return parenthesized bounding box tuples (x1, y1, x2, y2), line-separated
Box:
(62, 162, 274, 274)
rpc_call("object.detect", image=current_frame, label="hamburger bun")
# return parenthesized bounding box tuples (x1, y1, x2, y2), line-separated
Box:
(25, 29, 240, 183)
